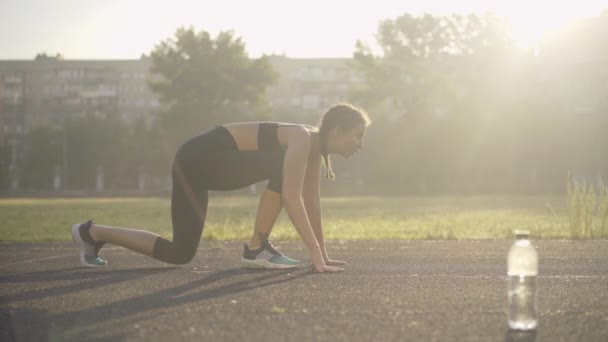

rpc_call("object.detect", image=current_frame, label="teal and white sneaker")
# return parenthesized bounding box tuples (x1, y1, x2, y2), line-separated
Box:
(240, 239, 300, 269)
(71, 220, 107, 267)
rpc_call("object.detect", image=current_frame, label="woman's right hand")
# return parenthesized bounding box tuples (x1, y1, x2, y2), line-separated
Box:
(312, 251, 344, 273)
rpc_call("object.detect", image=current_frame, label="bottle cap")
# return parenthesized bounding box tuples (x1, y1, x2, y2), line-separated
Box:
(514, 230, 530, 239)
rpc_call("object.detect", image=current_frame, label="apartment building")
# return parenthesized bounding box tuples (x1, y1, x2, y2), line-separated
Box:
(266, 55, 360, 117)
(0, 54, 359, 191)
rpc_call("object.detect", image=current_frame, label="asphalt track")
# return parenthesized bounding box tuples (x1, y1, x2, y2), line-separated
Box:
(1, 240, 607, 342)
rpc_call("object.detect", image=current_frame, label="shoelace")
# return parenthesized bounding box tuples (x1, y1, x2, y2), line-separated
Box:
(83, 240, 104, 258)
(261, 238, 283, 257)
(83, 220, 105, 257)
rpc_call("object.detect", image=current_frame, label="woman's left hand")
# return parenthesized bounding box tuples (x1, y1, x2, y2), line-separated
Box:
(324, 259, 346, 265)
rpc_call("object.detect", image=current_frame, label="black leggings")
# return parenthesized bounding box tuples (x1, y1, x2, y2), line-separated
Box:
(152, 125, 284, 264)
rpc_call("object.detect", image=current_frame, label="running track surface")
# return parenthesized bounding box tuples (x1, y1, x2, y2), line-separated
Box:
(1, 240, 607, 341)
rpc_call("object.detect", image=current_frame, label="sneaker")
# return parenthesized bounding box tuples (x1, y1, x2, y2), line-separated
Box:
(71, 220, 107, 267)
(240, 239, 300, 269)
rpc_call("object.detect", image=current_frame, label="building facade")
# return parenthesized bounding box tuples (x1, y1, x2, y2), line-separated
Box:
(265, 55, 360, 118)
(0, 55, 359, 192)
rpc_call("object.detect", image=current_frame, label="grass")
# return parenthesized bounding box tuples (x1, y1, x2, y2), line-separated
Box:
(0, 195, 578, 242)
(567, 176, 608, 238)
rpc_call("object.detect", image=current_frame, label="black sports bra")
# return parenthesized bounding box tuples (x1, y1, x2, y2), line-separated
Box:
(257, 122, 299, 152)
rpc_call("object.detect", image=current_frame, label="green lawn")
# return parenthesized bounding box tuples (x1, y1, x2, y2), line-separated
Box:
(0, 195, 571, 242)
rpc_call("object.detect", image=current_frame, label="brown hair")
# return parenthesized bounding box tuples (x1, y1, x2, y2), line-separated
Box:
(317, 103, 371, 180)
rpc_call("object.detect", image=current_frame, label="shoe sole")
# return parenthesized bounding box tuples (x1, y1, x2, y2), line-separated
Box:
(71, 223, 106, 268)
(240, 257, 299, 269)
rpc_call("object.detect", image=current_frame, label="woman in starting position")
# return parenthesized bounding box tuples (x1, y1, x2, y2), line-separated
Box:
(71, 103, 370, 273)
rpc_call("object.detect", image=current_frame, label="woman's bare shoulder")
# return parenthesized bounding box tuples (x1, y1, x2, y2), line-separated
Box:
(300, 124, 318, 132)
(222, 121, 259, 129)
(223, 121, 316, 129)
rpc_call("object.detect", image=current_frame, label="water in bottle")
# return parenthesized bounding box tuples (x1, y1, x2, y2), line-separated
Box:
(507, 230, 538, 330)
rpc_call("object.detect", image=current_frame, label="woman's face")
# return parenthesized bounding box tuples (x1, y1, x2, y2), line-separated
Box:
(330, 122, 367, 158)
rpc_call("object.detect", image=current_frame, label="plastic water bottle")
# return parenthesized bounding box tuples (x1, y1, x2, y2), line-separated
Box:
(507, 230, 538, 330)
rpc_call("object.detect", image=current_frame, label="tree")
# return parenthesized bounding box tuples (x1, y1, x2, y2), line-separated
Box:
(350, 13, 520, 194)
(21, 125, 62, 191)
(148, 27, 278, 148)
(0, 145, 10, 193)
(351, 13, 514, 118)
(62, 114, 130, 191)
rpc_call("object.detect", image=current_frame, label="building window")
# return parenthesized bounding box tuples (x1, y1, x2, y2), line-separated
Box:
(302, 95, 320, 109)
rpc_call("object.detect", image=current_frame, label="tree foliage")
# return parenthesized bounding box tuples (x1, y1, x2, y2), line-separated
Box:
(10, 14, 608, 195)
(21, 125, 62, 191)
(149, 27, 277, 147)
(349, 12, 608, 194)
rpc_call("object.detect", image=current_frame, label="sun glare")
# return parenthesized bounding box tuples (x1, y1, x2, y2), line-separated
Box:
(5, 0, 604, 59)
(507, 13, 568, 49)
(500, 3, 603, 49)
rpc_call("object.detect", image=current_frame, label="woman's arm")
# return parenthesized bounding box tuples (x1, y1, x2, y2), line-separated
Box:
(303, 153, 346, 265)
(282, 127, 342, 273)
(302, 154, 324, 256)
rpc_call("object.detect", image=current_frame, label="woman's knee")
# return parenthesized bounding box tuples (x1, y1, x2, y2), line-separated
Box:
(169, 247, 197, 265)
(152, 237, 198, 265)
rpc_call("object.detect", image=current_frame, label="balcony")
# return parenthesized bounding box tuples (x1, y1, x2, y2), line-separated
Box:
(81, 86, 118, 98)
(3, 76, 23, 84)
(0, 91, 23, 103)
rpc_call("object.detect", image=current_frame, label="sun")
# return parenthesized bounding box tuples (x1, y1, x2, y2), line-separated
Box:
(506, 13, 569, 49)
(500, 3, 603, 49)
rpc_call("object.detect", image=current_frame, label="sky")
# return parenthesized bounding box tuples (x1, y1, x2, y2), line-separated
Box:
(1, 0, 607, 59)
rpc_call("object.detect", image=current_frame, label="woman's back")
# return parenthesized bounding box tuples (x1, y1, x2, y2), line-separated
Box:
(222, 122, 317, 152)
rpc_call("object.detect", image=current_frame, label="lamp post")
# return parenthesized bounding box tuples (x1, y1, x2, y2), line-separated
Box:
(61, 115, 68, 190)
(9, 93, 19, 191)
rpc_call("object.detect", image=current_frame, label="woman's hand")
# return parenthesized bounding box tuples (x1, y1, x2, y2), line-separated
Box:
(324, 259, 346, 266)
(312, 251, 344, 273)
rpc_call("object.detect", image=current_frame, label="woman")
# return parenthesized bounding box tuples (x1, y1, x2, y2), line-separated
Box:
(71, 103, 371, 273)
